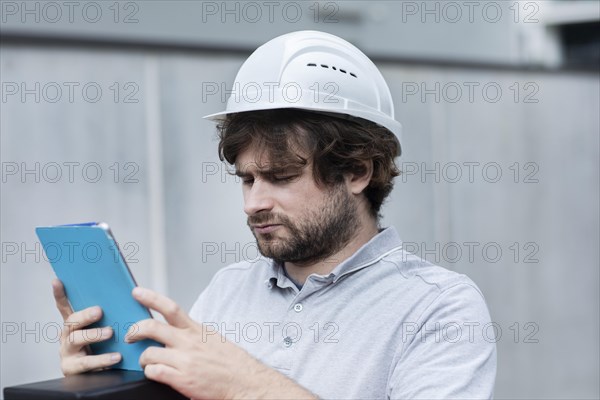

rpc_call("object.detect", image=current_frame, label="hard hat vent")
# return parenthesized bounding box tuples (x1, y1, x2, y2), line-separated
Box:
(306, 63, 358, 78)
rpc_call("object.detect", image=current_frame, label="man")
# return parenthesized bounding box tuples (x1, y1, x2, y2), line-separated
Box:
(52, 31, 496, 399)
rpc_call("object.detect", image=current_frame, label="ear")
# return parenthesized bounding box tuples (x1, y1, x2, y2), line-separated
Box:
(345, 160, 373, 195)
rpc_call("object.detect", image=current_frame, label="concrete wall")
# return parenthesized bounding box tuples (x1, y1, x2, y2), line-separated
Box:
(1, 1, 521, 64)
(1, 42, 598, 399)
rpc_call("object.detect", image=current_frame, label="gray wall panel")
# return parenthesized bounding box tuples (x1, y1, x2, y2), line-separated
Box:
(1, 45, 155, 387)
(1, 1, 519, 64)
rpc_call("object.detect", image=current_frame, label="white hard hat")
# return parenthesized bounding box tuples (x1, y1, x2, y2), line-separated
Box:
(203, 30, 402, 149)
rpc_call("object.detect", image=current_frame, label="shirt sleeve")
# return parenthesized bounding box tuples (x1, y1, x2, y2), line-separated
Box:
(387, 282, 497, 399)
(188, 287, 209, 322)
(188, 262, 249, 322)
(188, 268, 226, 322)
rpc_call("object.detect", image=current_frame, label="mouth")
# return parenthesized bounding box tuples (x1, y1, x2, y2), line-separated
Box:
(251, 224, 282, 234)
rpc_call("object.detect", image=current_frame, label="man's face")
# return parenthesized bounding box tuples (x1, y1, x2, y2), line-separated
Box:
(236, 144, 360, 266)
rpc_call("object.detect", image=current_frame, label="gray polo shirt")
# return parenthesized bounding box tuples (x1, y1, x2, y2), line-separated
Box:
(189, 227, 497, 399)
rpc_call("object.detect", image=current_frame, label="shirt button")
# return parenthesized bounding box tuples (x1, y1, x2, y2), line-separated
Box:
(293, 303, 303, 312)
(283, 336, 293, 347)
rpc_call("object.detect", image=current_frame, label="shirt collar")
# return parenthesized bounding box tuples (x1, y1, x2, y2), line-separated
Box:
(264, 226, 403, 289)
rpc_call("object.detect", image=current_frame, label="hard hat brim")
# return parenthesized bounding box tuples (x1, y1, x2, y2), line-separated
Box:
(202, 105, 402, 153)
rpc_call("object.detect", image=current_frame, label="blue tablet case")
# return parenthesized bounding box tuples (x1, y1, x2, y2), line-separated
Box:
(35, 222, 162, 371)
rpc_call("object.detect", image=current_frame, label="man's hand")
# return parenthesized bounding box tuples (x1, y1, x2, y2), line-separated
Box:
(127, 287, 317, 400)
(51, 279, 122, 375)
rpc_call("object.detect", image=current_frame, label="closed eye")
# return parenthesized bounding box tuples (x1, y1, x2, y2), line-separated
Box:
(271, 175, 298, 183)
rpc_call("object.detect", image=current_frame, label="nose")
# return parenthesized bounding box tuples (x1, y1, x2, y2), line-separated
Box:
(243, 180, 275, 216)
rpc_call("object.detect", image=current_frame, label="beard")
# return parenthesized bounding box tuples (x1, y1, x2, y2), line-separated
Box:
(247, 184, 360, 266)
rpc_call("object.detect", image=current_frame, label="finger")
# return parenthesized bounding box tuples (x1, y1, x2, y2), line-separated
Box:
(52, 279, 73, 321)
(62, 306, 102, 340)
(64, 327, 114, 351)
(144, 364, 185, 389)
(132, 287, 191, 329)
(62, 352, 122, 376)
(124, 318, 176, 347)
(139, 346, 179, 369)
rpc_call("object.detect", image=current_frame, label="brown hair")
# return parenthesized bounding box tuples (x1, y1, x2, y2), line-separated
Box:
(217, 109, 401, 219)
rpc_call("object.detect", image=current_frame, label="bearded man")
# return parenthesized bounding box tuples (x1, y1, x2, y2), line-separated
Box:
(52, 31, 497, 399)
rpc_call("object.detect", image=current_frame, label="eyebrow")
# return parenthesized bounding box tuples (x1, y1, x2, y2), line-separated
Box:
(234, 166, 303, 178)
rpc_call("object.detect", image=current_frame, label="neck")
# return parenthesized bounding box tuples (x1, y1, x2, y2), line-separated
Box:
(284, 215, 379, 285)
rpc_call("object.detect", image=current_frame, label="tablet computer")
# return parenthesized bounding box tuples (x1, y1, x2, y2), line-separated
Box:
(35, 222, 162, 371)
